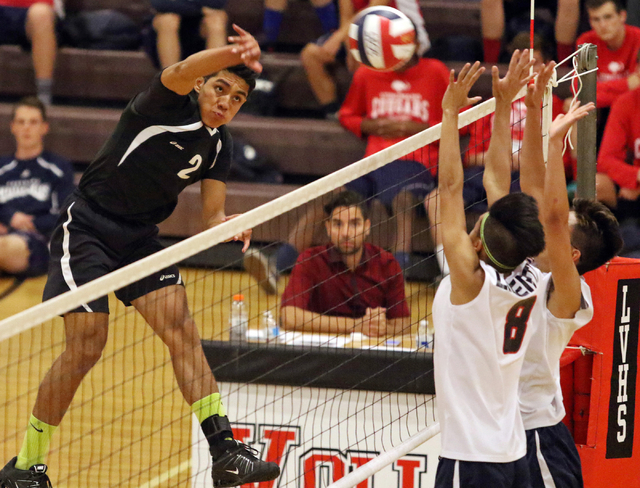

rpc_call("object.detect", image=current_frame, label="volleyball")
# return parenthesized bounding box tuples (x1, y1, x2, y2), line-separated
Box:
(348, 6, 417, 72)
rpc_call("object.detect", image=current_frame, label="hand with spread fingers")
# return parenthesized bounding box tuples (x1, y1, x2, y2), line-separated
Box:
(228, 24, 262, 73)
(492, 49, 535, 105)
(442, 61, 485, 114)
(524, 61, 556, 110)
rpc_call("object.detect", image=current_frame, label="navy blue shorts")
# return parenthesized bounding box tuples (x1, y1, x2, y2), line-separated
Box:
(43, 192, 183, 314)
(0, 6, 29, 47)
(463, 167, 521, 214)
(526, 423, 583, 488)
(345, 160, 436, 211)
(151, 0, 227, 16)
(435, 456, 531, 488)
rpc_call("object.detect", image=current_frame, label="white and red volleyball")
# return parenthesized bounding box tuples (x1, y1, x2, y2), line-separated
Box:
(348, 6, 417, 72)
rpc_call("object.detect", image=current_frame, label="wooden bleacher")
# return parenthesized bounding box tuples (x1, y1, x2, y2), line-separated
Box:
(1, 0, 572, 256)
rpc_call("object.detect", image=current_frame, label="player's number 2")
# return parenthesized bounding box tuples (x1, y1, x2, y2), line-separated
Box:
(177, 154, 202, 179)
(503, 296, 536, 354)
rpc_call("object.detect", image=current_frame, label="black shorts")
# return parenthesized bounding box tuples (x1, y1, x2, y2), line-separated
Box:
(0, 6, 29, 47)
(151, 0, 227, 16)
(43, 192, 182, 314)
(526, 423, 583, 488)
(435, 456, 531, 488)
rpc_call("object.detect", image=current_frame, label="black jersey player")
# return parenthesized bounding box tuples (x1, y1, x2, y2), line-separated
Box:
(0, 24, 280, 488)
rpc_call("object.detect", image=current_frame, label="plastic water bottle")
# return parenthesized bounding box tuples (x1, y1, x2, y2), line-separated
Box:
(415, 319, 429, 349)
(261, 310, 279, 341)
(229, 294, 248, 342)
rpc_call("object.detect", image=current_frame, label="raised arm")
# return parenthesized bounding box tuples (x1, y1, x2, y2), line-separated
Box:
(483, 50, 534, 208)
(520, 62, 556, 207)
(545, 102, 595, 318)
(438, 62, 486, 304)
(161, 24, 261, 95)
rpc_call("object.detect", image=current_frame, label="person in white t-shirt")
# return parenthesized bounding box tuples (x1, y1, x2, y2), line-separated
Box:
(484, 59, 623, 487)
(432, 55, 546, 487)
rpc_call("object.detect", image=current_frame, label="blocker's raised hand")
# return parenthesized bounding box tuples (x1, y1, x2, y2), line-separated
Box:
(492, 49, 535, 105)
(442, 61, 485, 113)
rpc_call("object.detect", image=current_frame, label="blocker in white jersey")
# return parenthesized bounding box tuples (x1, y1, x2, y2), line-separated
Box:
(433, 58, 545, 488)
(434, 259, 544, 463)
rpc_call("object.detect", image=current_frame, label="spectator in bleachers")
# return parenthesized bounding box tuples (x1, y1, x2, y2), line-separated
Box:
(151, 0, 228, 68)
(244, 47, 448, 293)
(336, 51, 448, 271)
(300, 0, 430, 119)
(0, 97, 74, 277)
(261, 0, 338, 50)
(481, 0, 580, 64)
(596, 82, 640, 222)
(0, 0, 59, 105)
(280, 190, 411, 336)
(576, 0, 640, 108)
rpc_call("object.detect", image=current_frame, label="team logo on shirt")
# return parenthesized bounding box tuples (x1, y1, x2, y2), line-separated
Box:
(20, 170, 30, 178)
(170, 141, 185, 150)
(0, 179, 50, 203)
(391, 80, 411, 93)
(606, 279, 639, 459)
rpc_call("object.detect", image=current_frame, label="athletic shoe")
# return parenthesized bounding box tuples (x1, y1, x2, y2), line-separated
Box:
(211, 440, 280, 487)
(0, 457, 52, 488)
(243, 248, 278, 295)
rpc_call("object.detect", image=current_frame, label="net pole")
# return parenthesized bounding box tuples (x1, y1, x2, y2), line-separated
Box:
(326, 423, 441, 488)
(575, 43, 598, 199)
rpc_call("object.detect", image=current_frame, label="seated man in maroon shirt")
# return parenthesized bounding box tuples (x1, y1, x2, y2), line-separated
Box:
(280, 190, 411, 337)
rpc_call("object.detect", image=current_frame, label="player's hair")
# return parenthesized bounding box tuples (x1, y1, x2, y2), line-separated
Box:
(11, 96, 47, 121)
(570, 198, 623, 274)
(508, 32, 554, 63)
(482, 193, 546, 271)
(204, 65, 258, 95)
(323, 190, 370, 221)
(586, 0, 624, 13)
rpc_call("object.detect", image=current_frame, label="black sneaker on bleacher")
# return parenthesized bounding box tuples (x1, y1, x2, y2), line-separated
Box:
(211, 440, 280, 487)
(0, 457, 52, 488)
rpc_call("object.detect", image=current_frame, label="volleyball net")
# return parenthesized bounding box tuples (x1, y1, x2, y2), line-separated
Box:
(0, 53, 589, 488)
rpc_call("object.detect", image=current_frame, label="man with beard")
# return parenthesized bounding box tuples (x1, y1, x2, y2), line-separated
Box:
(279, 190, 411, 337)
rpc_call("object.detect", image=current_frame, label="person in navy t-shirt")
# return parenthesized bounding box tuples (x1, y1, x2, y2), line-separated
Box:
(0, 97, 74, 277)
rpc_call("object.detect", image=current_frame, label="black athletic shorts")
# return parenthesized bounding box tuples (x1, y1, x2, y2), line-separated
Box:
(43, 191, 182, 314)
(435, 456, 531, 488)
(526, 423, 583, 488)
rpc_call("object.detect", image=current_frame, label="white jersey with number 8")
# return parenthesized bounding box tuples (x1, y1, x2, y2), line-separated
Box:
(433, 259, 544, 463)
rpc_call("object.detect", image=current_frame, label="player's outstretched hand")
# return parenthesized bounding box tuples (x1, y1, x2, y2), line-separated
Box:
(223, 214, 253, 253)
(442, 61, 485, 113)
(228, 24, 262, 74)
(524, 61, 556, 109)
(492, 49, 535, 105)
(549, 101, 595, 141)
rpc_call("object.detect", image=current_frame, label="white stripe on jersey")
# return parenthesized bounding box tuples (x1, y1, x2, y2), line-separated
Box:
(535, 431, 557, 488)
(394, 0, 431, 54)
(0, 160, 18, 177)
(117, 122, 217, 167)
(36, 156, 64, 177)
(61, 202, 92, 313)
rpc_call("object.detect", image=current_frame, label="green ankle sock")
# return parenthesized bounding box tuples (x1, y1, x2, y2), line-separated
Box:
(15, 415, 57, 470)
(191, 393, 226, 424)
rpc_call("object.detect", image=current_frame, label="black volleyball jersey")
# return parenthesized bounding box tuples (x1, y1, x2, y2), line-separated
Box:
(79, 72, 232, 224)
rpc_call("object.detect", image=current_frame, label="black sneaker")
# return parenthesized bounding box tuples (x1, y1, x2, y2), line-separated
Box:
(0, 457, 52, 488)
(211, 441, 280, 487)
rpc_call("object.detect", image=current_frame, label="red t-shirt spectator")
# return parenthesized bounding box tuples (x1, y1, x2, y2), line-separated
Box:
(338, 58, 450, 175)
(0, 0, 53, 7)
(281, 243, 410, 319)
(597, 87, 640, 189)
(576, 25, 640, 107)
